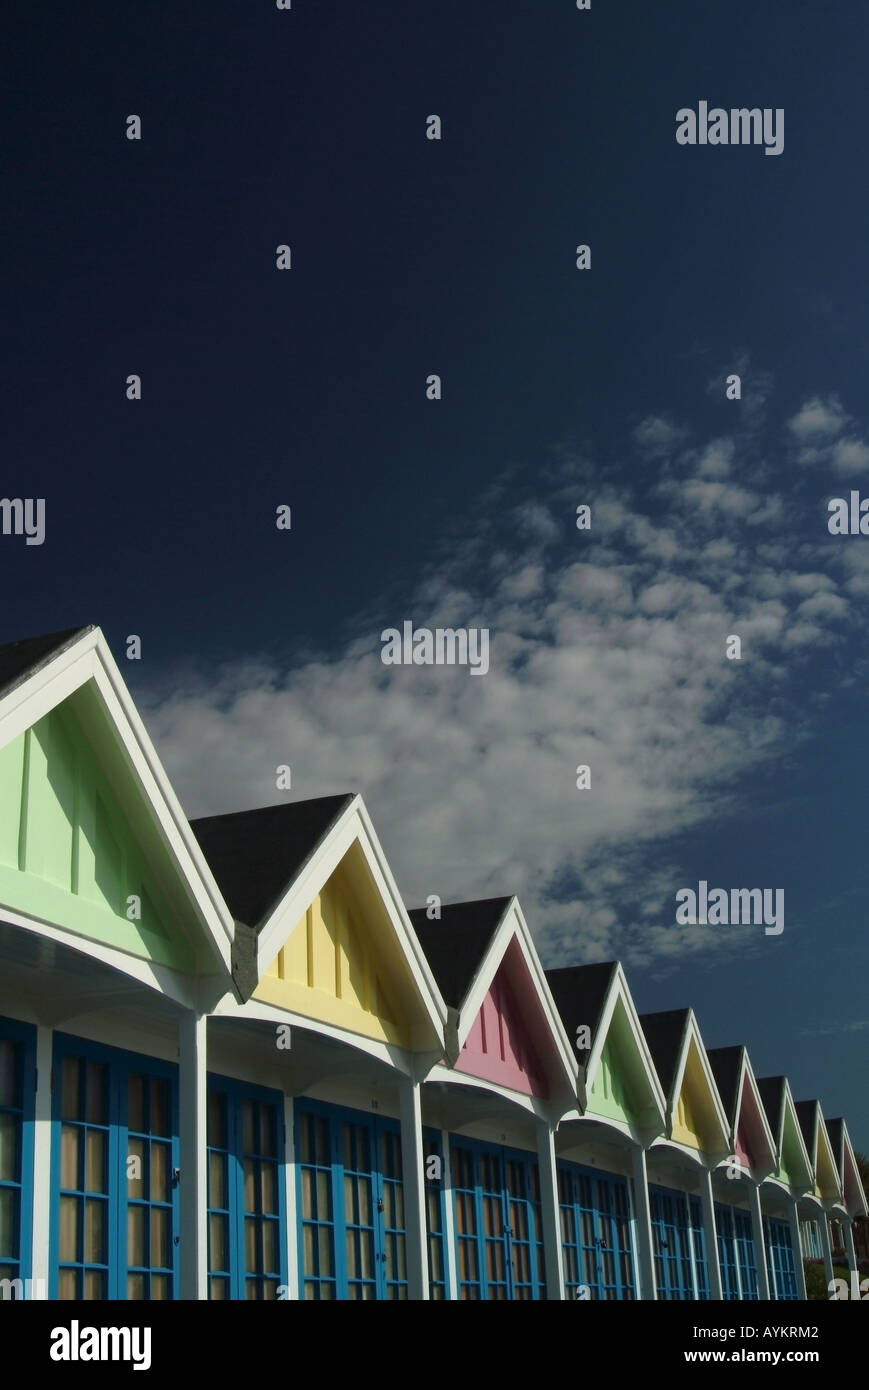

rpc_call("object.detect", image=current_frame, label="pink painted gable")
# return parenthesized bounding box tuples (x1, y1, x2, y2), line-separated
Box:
(734, 1074, 763, 1170)
(454, 955, 549, 1098)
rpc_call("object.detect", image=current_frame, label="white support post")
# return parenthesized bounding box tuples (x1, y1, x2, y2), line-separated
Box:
(818, 1206, 834, 1292)
(749, 1183, 770, 1299)
(29, 1024, 53, 1299)
(788, 1199, 808, 1299)
(283, 1092, 299, 1299)
(399, 1077, 429, 1300)
(631, 1146, 657, 1300)
(699, 1168, 723, 1299)
(440, 1127, 458, 1300)
(178, 1012, 208, 1300)
(536, 1120, 565, 1301)
(844, 1217, 858, 1276)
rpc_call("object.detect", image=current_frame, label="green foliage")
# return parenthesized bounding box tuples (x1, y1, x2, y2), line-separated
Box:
(804, 1259, 850, 1300)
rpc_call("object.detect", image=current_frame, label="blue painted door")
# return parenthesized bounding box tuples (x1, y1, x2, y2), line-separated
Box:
(650, 1185, 709, 1300)
(558, 1162, 636, 1299)
(764, 1216, 798, 1299)
(451, 1137, 544, 1300)
(295, 1100, 408, 1300)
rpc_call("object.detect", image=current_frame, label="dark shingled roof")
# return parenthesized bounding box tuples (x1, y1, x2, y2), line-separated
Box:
(795, 1100, 819, 1156)
(191, 794, 355, 930)
(706, 1045, 744, 1125)
(756, 1076, 786, 1135)
(639, 1009, 691, 1098)
(826, 1117, 844, 1170)
(545, 962, 617, 1064)
(0, 625, 93, 698)
(408, 898, 513, 1008)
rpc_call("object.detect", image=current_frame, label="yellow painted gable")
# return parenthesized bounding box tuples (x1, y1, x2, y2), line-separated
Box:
(253, 855, 411, 1047)
(670, 1038, 721, 1152)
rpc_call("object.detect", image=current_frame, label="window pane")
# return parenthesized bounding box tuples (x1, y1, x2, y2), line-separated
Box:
(57, 1268, 78, 1299)
(127, 1272, 146, 1300)
(209, 1213, 227, 1271)
(262, 1220, 277, 1274)
(151, 1208, 170, 1269)
(151, 1274, 170, 1301)
(84, 1198, 106, 1263)
(242, 1101, 254, 1153)
(209, 1152, 226, 1210)
(0, 1112, 18, 1183)
(0, 1042, 17, 1108)
(245, 1216, 258, 1272)
(126, 1135, 145, 1198)
(84, 1270, 105, 1300)
(261, 1162, 277, 1215)
(85, 1129, 106, 1193)
(151, 1142, 169, 1203)
(244, 1158, 256, 1212)
(259, 1106, 276, 1159)
(127, 1204, 146, 1266)
(207, 1092, 225, 1149)
(59, 1195, 79, 1261)
(0, 1188, 15, 1258)
(85, 1063, 107, 1124)
(61, 1058, 80, 1121)
(127, 1074, 145, 1133)
(150, 1079, 168, 1138)
(210, 1276, 228, 1299)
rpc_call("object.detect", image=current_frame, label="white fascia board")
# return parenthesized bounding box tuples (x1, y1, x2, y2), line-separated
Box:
(253, 798, 447, 1045)
(0, 631, 98, 750)
(211, 991, 415, 1075)
(92, 639, 236, 974)
(0, 903, 198, 1010)
(815, 1108, 843, 1203)
(781, 1080, 814, 1188)
(841, 1123, 869, 1217)
(739, 1053, 779, 1167)
(453, 901, 513, 1046)
(669, 1011, 731, 1149)
(586, 964, 667, 1126)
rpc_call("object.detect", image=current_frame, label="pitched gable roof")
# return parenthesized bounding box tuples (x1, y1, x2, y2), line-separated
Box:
(757, 1075, 814, 1189)
(639, 1008, 690, 1098)
(706, 1045, 743, 1125)
(192, 795, 355, 930)
(409, 898, 514, 1010)
(546, 961, 617, 1069)
(0, 626, 94, 698)
(826, 1118, 869, 1218)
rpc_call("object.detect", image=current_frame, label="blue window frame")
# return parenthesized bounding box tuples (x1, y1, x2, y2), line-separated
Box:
(450, 1137, 545, 1301)
(295, 1099, 409, 1300)
(207, 1074, 287, 1300)
(764, 1215, 798, 1300)
(650, 1185, 709, 1300)
(50, 1033, 179, 1300)
(716, 1202, 759, 1300)
(557, 1162, 636, 1299)
(0, 1017, 36, 1299)
(423, 1128, 448, 1299)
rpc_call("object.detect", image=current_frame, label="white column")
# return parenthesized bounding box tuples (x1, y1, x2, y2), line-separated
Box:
(631, 1146, 657, 1300)
(749, 1183, 770, 1299)
(844, 1217, 858, 1276)
(29, 1024, 53, 1299)
(699, 1168, 723, 1299)
(399, 1077, 429, 1300)
(282, 1092, 299, 1299)
(818, 1205, 834, 1291)
(788, 1199, 808, 1299)
(440, 1127, 458, 1299)
(178, 1012, 208, 1299)
(535, 1120, 565, 1300)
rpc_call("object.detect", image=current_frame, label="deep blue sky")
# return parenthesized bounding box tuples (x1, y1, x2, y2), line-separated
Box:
(3, 1, 867, 1149)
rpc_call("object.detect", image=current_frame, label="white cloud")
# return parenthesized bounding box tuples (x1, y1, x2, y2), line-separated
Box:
(788, 395, 848, 440)
(139, 391, 863, 971)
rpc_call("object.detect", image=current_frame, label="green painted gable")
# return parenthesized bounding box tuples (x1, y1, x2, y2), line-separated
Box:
(587, 996, 657, 1130)
(0, 701, 194, 971)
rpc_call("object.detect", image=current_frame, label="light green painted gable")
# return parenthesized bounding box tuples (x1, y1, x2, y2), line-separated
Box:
(587, 997, 657, 1129)
(0, 703, 194, 970)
